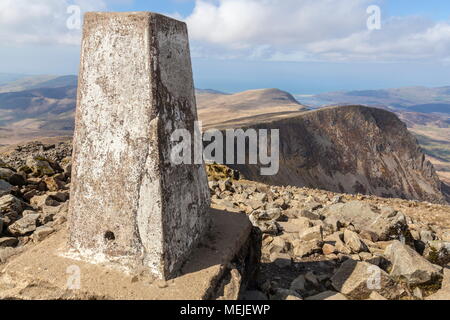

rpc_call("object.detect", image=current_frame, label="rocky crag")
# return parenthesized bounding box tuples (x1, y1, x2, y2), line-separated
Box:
(1, 142, 449, 300)
(218, 105, 449, 204)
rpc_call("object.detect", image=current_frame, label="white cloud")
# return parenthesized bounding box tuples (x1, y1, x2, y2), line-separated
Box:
(2, 0, 450, 64)
(186, 0, 370, 47)
(184, 0, 450, 63)
(0, 0, 107, 46)
(305, 17, 450, 62)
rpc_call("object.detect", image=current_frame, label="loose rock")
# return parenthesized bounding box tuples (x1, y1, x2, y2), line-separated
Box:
(26, 156, 55, 177)
(0, 180, 12, 197)
(331, 259, 398, 299)
(343, 229, 368, 253)
(299, 225, 323, 241)
(7, 214, 40, 236)
(323, 201, 407, 241)
(292, 239, 323, 258)
(0, 237, 19, 248)
(384, 240, 442, 285)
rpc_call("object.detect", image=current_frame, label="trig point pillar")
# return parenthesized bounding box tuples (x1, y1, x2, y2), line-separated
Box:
(68, 12, 211, 280)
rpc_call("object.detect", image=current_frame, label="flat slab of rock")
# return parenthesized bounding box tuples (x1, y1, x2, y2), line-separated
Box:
(0, 210, 252, 300)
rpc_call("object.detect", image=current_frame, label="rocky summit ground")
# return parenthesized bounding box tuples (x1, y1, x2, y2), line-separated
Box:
(0, 141, 450, 300)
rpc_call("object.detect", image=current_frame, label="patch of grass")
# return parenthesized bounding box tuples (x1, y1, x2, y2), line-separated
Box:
(206, 163, 241, 181)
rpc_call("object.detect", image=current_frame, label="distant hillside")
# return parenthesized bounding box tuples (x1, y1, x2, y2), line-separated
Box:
(0, 82, 308, 147)
(297, 86, 450, 184)
(217, 105, 449, 204)
(0, 75, 78, 93)
(405, 103, 450, 114)
(0, 73, 30, 85)
(396, 111, 450, 128)
(197, 88, 308, 129)
(0, 79, 77, 145)
(0, 76, 448, 186)
(0, 86, 76, 125)
(301, 86, 450, 115)
(195, 88, 228, 95)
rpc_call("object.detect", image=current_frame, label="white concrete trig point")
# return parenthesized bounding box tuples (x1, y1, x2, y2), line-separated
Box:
(68, 12, 211, 280)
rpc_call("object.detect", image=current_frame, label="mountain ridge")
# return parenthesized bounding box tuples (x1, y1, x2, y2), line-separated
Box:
(0, 76, 448, 198)
(218, 105, 449, 204)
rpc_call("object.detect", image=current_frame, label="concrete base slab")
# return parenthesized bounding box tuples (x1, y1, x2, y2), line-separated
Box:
(0, 209, 255, 300)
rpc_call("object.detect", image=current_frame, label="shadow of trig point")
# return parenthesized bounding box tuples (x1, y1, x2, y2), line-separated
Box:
(68, 12, 211, 280)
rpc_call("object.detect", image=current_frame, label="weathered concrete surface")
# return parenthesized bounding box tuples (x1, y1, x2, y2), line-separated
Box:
(69, 12, 210, 279)
(0, 210, 255, 300)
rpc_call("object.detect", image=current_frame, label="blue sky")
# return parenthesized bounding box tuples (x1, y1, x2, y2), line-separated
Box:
(108, 0, 196, 16)
(386, 0, 450, 20)
(108, 0, 450, 21)
(1, 0, 450, 94)
(107, 0, 450, 44)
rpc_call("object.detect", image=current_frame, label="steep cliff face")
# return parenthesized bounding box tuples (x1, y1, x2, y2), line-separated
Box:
(224, 106, 449, 204)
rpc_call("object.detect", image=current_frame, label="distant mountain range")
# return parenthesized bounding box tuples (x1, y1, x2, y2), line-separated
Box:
(298, 86, 450, 115)
(0, 74, 78, 93)
(0, 74, 448, 184)
(0, 74, 30, 85)
(197, 88, 308, 129)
